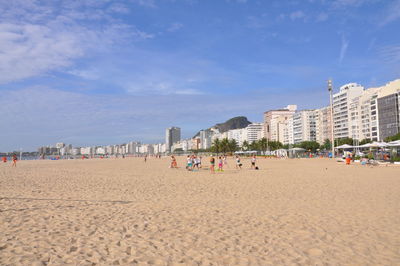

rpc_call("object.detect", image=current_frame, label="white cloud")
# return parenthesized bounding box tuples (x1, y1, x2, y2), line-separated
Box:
(226, 0, 248, 3)
(175, 88, 203, 95)
(247, 14, 270, 28)
(379, 45, 400, 64)
(0, 85, 325, 151)
(379, 0, 400, 26)
(289, 10, 306, 21)
(108, 3, 131, 14)
(316, 12, 329, 22)
(68, 69, 100, 80)
(0, 23, 86, 84)
(167, 23, 183, 32)
(339, 34, 349, 63)
(131, 0, 157, 8)
(332, 0, 369, 7)
(0, 0, 153, 85)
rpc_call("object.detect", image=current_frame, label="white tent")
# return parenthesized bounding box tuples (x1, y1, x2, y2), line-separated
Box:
(388, 140, 400, 146)
(359, 143, 372, 148)
(335, 144, 353, 149)
(359, 141, 388, 148)
(289, 147, 306, 151)
(272, 149, 288, 158)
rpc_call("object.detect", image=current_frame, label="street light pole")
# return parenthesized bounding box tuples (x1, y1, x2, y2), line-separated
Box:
(328, 79, 335, 159)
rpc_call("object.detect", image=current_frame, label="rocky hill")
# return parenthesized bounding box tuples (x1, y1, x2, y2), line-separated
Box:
(194, 116, 252, 137)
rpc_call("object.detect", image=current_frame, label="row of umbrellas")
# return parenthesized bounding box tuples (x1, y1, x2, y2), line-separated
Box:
(336, 140, 400, 149)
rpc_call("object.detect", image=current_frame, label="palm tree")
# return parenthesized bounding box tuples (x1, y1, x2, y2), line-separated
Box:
(259, 138, 268, 153)
(242, 140, 249, 151)
(249, 140, 259, 151)
(228, 139, 238, 154)
(211, 138, 221, 154)
(220, 138, 230, 154)
(269, 141, 283, 151)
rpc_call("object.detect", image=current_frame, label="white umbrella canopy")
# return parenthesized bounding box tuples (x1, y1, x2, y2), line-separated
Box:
(289, 147, 306, 151)
(359, 143, 372, 148)
(358, 141, 388, 148)
(369, 141, 388, 147)
(335, 144, 353, 149)
(388, 140, 400, 146)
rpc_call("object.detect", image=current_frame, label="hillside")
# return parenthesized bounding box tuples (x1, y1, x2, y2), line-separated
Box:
(194, 116, 252, 138)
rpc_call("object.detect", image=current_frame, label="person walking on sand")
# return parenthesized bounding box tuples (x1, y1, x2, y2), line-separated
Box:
(210, 157, 215, 173)
(193, 155, 200, 170)
(218, 156, 223, 172)
(251, 155, 256, 169)
(236, 155, 242, 169)
(12, 154, 17, 167)
(223, 155, 228, 168)
(186, 155, 193, 171)
(170, 155, 176, 168)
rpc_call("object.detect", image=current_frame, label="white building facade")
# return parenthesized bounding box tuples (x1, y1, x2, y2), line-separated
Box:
(264, 105, 297, 143)
(292, 110, 316, 144)
(333, 83, 364, 139)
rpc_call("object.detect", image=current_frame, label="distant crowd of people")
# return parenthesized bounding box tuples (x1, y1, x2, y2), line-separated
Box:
(169, 154, 258, 173)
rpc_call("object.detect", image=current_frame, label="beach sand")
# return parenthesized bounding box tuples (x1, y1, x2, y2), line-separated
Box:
(1, 157, 399, 265)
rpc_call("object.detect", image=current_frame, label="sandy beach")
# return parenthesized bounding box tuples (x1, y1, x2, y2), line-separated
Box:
(0, 157, 399, 265)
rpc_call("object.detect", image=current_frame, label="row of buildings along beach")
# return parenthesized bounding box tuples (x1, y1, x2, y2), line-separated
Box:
(38, 79, 400, 156)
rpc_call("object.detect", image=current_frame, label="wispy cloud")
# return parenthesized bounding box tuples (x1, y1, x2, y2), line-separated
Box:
(131, 0, 157, 8)
(290, 10, 306, 21)
(0, 0, 153, 85)
(316, 12, 329, 22)
(226, 0, 248, 3)
(0, 85, 326, 151)
(108, 3, 131, 14)
(332, 0, 370, 8)
(339, 34, 349, 63)
(167, 22, 183, 32)
(247, 14, 270, 28)
(378, 0, 400, 26)
(379, 45, 400, 64)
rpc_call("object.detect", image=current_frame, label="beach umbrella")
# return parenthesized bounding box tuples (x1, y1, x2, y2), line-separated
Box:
(335, 144, 353, 149)
(369, 141, 388, 148)
(359, 143, 373, 148)
(388, 140, 400, 146)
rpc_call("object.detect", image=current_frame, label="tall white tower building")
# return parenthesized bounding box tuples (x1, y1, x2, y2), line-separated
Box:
(165, 127, 181, 152)
(333, 83, 364, 139)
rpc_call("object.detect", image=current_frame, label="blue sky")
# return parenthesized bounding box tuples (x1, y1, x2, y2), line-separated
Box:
(1, 0, 399, 151)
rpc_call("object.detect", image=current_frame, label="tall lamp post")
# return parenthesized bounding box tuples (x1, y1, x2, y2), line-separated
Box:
(328, 79, 335, 159)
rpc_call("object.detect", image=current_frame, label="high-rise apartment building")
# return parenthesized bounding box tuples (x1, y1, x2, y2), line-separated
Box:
(315, 106, 332, 145)
(245, 123, 264, 143)
(333, 83, 364, 139)
(165, 127, 181, 152)
(377, 80, 400, 140)
(292, 110, 316, 144)
(127, 141, 140, 154)
(199, 130, 213, 149)
(264, 105, 297, 143)
(283, 117, 294, 145)
(357, 87, 381, 141)
(227, 128, 245, 146)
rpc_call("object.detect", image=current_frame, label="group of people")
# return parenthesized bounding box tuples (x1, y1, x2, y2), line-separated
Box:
(2, 154, 18, 167)
(186, 155, 202, 171)
(210, 155, 257, 173)
(169, 154, 258, 173)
